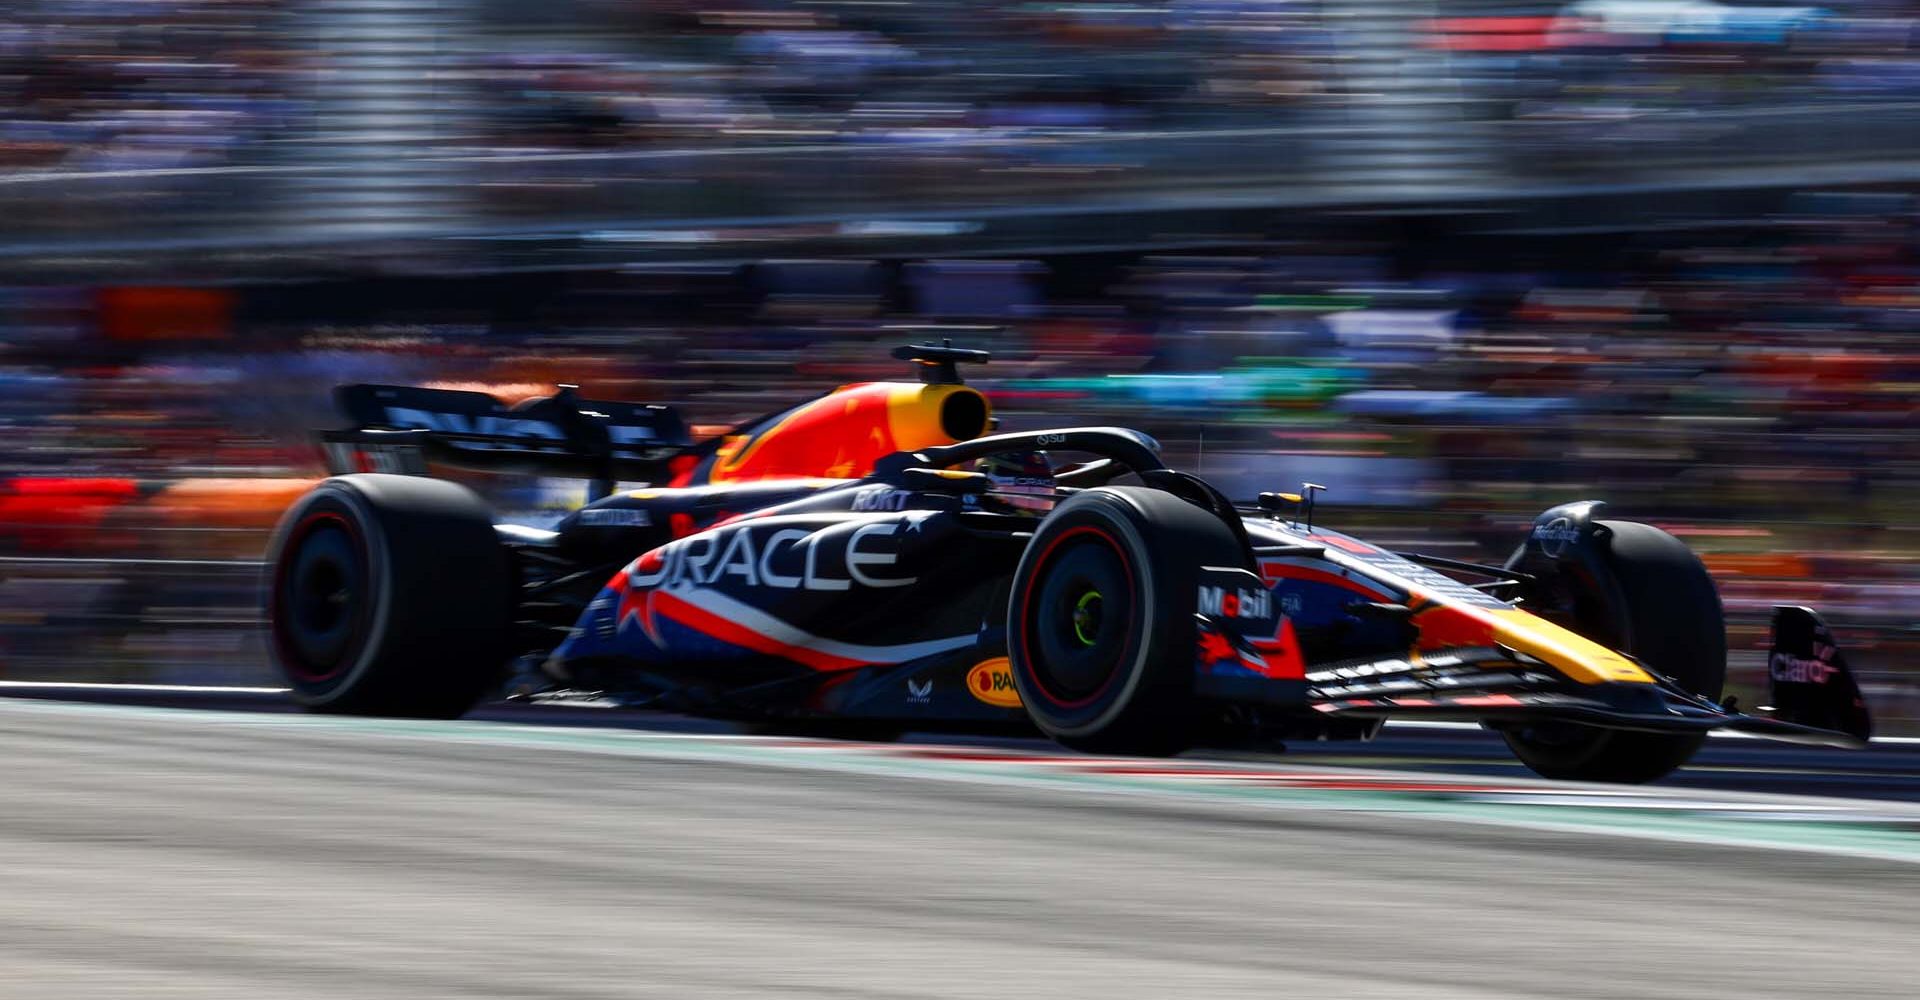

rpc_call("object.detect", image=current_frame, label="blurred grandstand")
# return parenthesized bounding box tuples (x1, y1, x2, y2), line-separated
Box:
(6, 0, 1920, 265)
(2, 0, 1918, 728)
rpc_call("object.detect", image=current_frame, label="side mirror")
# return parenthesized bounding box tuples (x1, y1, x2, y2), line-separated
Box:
(1258, 483, 1326, 529)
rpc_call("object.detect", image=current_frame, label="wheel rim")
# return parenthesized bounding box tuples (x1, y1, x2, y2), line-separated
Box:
(1021, 525, 1138, 709)
(272, 511, 368, 684)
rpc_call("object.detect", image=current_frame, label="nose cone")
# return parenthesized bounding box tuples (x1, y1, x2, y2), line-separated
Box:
(1486, 608, 1654, 685)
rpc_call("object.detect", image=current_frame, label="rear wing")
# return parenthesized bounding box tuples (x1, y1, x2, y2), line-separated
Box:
(322, 384, 695, 494)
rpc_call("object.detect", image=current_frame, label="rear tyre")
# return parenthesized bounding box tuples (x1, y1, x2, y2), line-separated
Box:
(1505, 520, 1726, 783)
(266, 474, 513, 718)
(1007, 486, 1245, 756)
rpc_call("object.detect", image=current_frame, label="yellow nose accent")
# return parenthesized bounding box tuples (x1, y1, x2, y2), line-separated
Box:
(1487, 609, 1654, 684)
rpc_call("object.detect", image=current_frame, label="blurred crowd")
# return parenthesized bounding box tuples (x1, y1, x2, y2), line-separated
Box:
(9, 0, 1920, 245)
(1, 0, 298, 173)
(468, 0, 1329, 154)
(478, 0, 1920, 154)
(6, 202, 1920, 521)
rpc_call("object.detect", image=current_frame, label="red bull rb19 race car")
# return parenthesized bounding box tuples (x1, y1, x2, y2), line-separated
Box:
(266, 344, 1872, 783)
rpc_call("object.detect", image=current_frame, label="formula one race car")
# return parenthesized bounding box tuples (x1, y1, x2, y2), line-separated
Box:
(266, 344, 1872, 782)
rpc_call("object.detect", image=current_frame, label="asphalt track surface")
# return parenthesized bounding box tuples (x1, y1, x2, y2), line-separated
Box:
(6, 691, 1920, 999)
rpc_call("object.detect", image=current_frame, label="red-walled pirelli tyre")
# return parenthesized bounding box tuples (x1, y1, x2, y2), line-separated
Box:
(1007, 486, 1246, 756)
(265, 474, 513, 718)
(1504, 520, 1728, 783)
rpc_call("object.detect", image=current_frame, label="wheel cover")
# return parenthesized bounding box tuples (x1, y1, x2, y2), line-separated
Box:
(272, 511, 369, 684)
(1020, 525, 1139, 709)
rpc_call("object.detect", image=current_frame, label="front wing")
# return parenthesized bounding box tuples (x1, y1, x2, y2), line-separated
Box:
(1296, 646, 1868, 749)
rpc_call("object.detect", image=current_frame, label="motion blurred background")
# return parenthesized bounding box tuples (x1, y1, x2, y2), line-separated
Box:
(2, 0, 1918, 727)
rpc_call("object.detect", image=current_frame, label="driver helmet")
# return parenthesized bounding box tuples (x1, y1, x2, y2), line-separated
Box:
(975, 449, 1056, 514)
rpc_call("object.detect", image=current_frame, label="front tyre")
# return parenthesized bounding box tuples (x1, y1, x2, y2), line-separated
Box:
(1007, 486, 1245, 756)
(1505, 520, 1727, 783)
(266, 474, 513, 718)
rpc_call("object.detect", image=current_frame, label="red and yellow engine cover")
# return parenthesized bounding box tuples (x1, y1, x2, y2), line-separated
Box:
(681, 382, 990, 485)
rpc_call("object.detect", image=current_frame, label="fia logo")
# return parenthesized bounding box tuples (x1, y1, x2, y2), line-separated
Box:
(906, 678, 933, 704)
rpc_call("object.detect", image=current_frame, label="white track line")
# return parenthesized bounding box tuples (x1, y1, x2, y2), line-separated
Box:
(0, 680, 288, 695)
